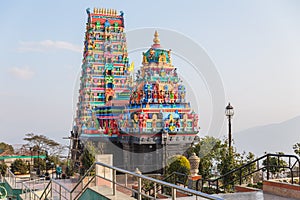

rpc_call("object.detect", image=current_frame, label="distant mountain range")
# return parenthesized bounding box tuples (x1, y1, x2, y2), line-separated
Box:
(234, 116, 300, 157)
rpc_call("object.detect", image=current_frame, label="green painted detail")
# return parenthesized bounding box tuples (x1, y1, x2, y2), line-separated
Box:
(105, 63, 114, 70)
(116, 97, 130, 100)
(78, 188, 109, 200)
(105, 75, 114, 83)
(96, 21, 101, 30)
(144, 48, 170, 63)
(1, 181, 22, 200)
(90, 102, 105, 106)
(149, 76, 178, 82)
(0, 155, 46, 160)
(0, 185, 7, 199)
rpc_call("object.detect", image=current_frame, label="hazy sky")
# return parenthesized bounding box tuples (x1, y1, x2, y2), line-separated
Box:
(1, 0, 300, 146)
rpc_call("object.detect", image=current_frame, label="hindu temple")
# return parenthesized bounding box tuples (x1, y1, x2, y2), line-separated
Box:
(71, 8, 200, 173)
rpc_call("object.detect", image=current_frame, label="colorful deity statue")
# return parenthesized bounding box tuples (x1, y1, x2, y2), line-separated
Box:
(152, 114, 157, 131)
(105, 88, 115, 102)
(158, 90, 164, 103)
(132, 112, 139, 129)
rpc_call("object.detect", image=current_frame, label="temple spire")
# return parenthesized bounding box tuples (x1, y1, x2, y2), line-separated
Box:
(153, 30, 160, 44)
(152, 30, 161, 48)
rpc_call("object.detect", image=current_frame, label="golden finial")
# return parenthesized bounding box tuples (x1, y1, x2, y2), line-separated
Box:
(109, 9, 112, 15)
(93, 8, 96, 14)
(153, 30, 160, 45)
(114, 9, 117, 16)
(104, 8, 107, 15)
(99, 8, 103, 14)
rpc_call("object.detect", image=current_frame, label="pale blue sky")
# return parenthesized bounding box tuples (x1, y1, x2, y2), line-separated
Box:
(1, 0, 300, 146)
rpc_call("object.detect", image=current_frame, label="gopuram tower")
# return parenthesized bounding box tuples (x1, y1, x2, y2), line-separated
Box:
(71, 8, 133, 166)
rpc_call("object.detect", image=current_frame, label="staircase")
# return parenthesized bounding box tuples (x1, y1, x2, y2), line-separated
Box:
(29, 161, 222, 200)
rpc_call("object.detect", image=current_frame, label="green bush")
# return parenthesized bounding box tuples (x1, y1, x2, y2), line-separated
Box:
(257, 182, 263, 186)
(167, 155, 190, 175)
(247, 182, 263, 189)
(247, 183, 253, 187)
(10, 159, 29, 175)
(0, 163, 7, 175)
(166, 155, 190, 185)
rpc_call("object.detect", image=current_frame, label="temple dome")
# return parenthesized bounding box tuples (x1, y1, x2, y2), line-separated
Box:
(143, 31, 171, 64)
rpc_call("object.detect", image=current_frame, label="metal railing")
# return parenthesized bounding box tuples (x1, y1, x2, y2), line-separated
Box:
(2, 168, 50, 199)
(41, 161, 222, 200)
(142, 172, 188, 197)
(4, 168, 25, 189)
(198, 153, 300, 193)
(21, 178, 50, 200)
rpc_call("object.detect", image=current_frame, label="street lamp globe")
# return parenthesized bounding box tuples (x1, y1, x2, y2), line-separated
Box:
(225, 103, 234, 118)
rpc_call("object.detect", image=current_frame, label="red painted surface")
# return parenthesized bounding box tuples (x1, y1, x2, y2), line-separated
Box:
(264, 180, 300, 191)
(235, 185, 261, 192)
(263, 180, 300, 199)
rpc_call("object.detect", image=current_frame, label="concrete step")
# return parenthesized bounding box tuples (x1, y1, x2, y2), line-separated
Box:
(88, 185, 136, 200)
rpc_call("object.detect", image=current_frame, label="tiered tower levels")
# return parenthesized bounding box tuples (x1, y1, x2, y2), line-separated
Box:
(75, 8, 132, 137)
(119, 31, 199, 141)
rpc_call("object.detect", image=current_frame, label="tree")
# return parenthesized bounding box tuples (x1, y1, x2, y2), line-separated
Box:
(23, 133, 67, 158)
(0, 142, 14, 155)
(293, 143, 300, 157)
(10, 159, 29, 174)
(0, 163, 7, 176)
(262, 152, 287, 176)
(187, 136, 258, 193)
(243, 152, 256, 182)
(187, 136, 225, 179)
(80, 142, 95, 174)
(217, 147, 236, 191)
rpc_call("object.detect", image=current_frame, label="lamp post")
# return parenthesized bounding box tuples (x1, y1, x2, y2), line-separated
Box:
(37, 150, 40, 176)
(29, 147, 32, 180)
(51, 162, 54, 179)
(26, 161, 30, 179)
(45, 160, 49, 180)
(162, 131, 169, 175)
(225, 103, 234, 149)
